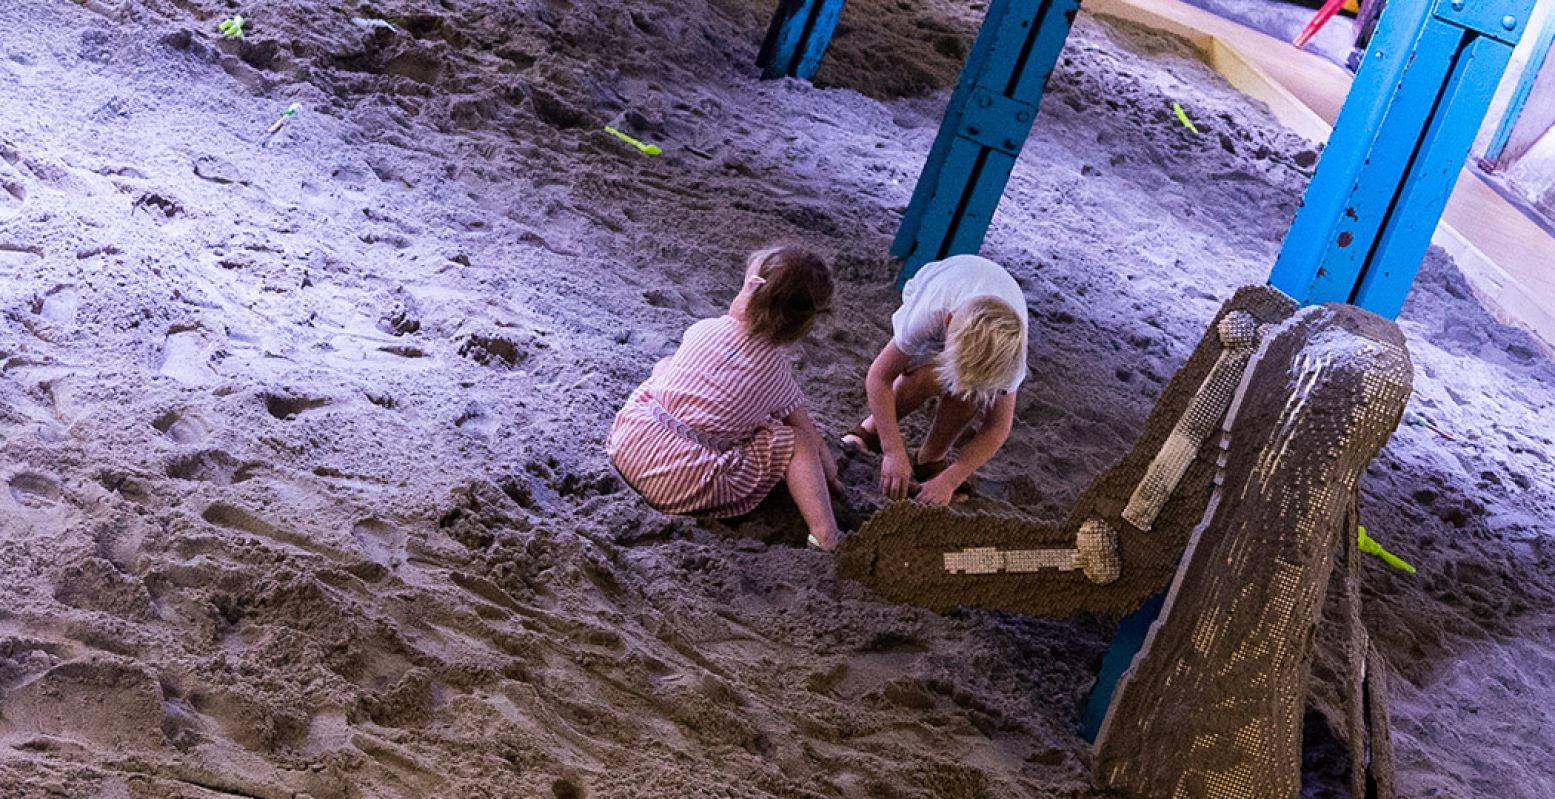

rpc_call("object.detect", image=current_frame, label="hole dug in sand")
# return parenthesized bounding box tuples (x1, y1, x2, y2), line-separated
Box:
(152, 409, 211, 444)
(457, 333, 536, 369)
(262, 392, 330, 420)
(166, 450, 257, 485)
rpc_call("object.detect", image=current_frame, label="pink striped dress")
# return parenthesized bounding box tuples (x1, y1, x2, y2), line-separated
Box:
(607, 315, 805, 517)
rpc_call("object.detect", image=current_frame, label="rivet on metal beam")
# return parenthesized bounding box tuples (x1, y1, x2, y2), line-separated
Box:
(1503, 15, 1518, 31)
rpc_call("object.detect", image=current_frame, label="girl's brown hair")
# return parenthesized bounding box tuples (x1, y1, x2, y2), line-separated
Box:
(744, 247, 833, 345)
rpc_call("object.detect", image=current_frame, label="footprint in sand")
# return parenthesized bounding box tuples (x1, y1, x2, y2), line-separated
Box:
(0, 144, 27, 218)
(166, 450, 256, 485)
(352, 519, 408, 570)
(202, 502, 349, 562)
(33, 285, 79, 325)
(43, 378, 84, 427)
(378, 344, 427, 359)
(192, 154, 245, 186)
(5, 660, 166, 751)
(9, 473, 60, 508)
(0, 174, 25, 221)
(0, 241, 42, 271)
(453, 402, 499, 437)
(152, 410, 211, 445)
(158, 326, 218, 385)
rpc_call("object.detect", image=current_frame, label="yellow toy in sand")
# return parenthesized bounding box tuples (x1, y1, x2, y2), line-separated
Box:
(604, 126, 662, 156)
(1359, 525, 1416, 573)
(218, 15, 245, 39)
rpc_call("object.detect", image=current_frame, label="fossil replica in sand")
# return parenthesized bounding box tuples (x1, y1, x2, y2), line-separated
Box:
(839, 286, 1413, 798)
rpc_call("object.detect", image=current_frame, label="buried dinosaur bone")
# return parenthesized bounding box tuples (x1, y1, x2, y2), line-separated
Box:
(1122, 311, 1261, 531)
(942, 518, 1121, 584)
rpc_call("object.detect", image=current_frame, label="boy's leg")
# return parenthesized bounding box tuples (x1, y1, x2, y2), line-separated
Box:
(859, 365, 942, 436)
(917, 393, 981, 464)
(787, 424, 842, 549)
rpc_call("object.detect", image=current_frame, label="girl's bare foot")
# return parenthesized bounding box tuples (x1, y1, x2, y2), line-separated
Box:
(806, 529, 841, 552)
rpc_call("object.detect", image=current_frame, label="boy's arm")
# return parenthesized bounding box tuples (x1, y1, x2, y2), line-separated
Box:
(916, 392, 1016, 505)
(866, 342, 914, 500)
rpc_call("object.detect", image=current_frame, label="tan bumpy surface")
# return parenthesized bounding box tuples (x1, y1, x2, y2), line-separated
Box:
(837, 285, 1298, 619)
(1092, 303, 1412, 798)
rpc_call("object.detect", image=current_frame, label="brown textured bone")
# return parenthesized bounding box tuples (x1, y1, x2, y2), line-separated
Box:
(1092, 304, 1412, 799)
(837, 286, 1298, 619)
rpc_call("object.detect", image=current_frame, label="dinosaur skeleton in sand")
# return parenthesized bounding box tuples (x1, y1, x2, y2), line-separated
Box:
(936, 309, 1263, 588)
(839, 286, 1414, 798)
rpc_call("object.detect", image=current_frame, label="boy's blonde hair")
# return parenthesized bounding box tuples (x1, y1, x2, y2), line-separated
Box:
(935, 296, 1026, 405)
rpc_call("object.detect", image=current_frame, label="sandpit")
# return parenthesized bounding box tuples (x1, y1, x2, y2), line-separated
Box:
(1, 0, 1552, 797)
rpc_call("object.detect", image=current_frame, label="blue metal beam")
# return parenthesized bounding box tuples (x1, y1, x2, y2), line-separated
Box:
(758, 0, 847, 81)
(1270, 0, 1534, 319)
(1484, 5, 1555, 166)
(892, 0, 1081, 287)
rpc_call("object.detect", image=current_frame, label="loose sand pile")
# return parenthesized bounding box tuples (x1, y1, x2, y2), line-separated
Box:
(0, 0, 1552, 796)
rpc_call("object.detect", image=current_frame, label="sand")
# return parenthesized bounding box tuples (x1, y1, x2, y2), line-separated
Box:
(0, 0, 1551, 797)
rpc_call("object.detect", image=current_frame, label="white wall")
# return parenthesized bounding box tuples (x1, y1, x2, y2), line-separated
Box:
(1475, 0, 1555, 162)
(1477, 0, 1555, 217)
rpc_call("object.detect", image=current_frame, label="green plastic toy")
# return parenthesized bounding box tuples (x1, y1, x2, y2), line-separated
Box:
(1173, 102, 1200, 134)
(604, 126, 662, 156)
(1358, 525, 1415, 574)
(219, 15, 246, 39)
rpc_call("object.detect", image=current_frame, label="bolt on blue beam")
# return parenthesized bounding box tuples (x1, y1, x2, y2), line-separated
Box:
(1269, 0, 1533, 320)
(758, 0, 847, 81)
(892, 0, 1081, 287)
(1483, 5, 1555, 166)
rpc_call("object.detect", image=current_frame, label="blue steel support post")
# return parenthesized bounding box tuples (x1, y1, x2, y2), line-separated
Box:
(758, 0, 847, 81)
(1484, 6, 1555, 166)
(1269, 0, 1534, 319)
(892, 0, 1081, 287)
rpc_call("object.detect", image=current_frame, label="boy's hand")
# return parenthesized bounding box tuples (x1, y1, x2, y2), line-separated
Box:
(880, 452, 913, 501)
(914, 473, 960, 506)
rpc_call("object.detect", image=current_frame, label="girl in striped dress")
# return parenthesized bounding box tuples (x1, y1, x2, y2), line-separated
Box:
(607, 247, 843, 550)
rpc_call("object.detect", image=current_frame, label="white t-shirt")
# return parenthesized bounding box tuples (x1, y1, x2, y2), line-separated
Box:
(891, 254, 1029, 393)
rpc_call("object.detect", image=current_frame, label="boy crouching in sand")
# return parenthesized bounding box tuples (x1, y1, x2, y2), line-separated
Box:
(607, 247, 844, 551)
(842, 254, 1028, 505)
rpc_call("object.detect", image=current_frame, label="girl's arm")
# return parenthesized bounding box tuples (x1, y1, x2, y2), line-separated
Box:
(866, 342, 915, 500)
(916, 392, 1016, 505)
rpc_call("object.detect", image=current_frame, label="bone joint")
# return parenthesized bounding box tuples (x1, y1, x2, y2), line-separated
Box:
(1122, 311, 1260, 531)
